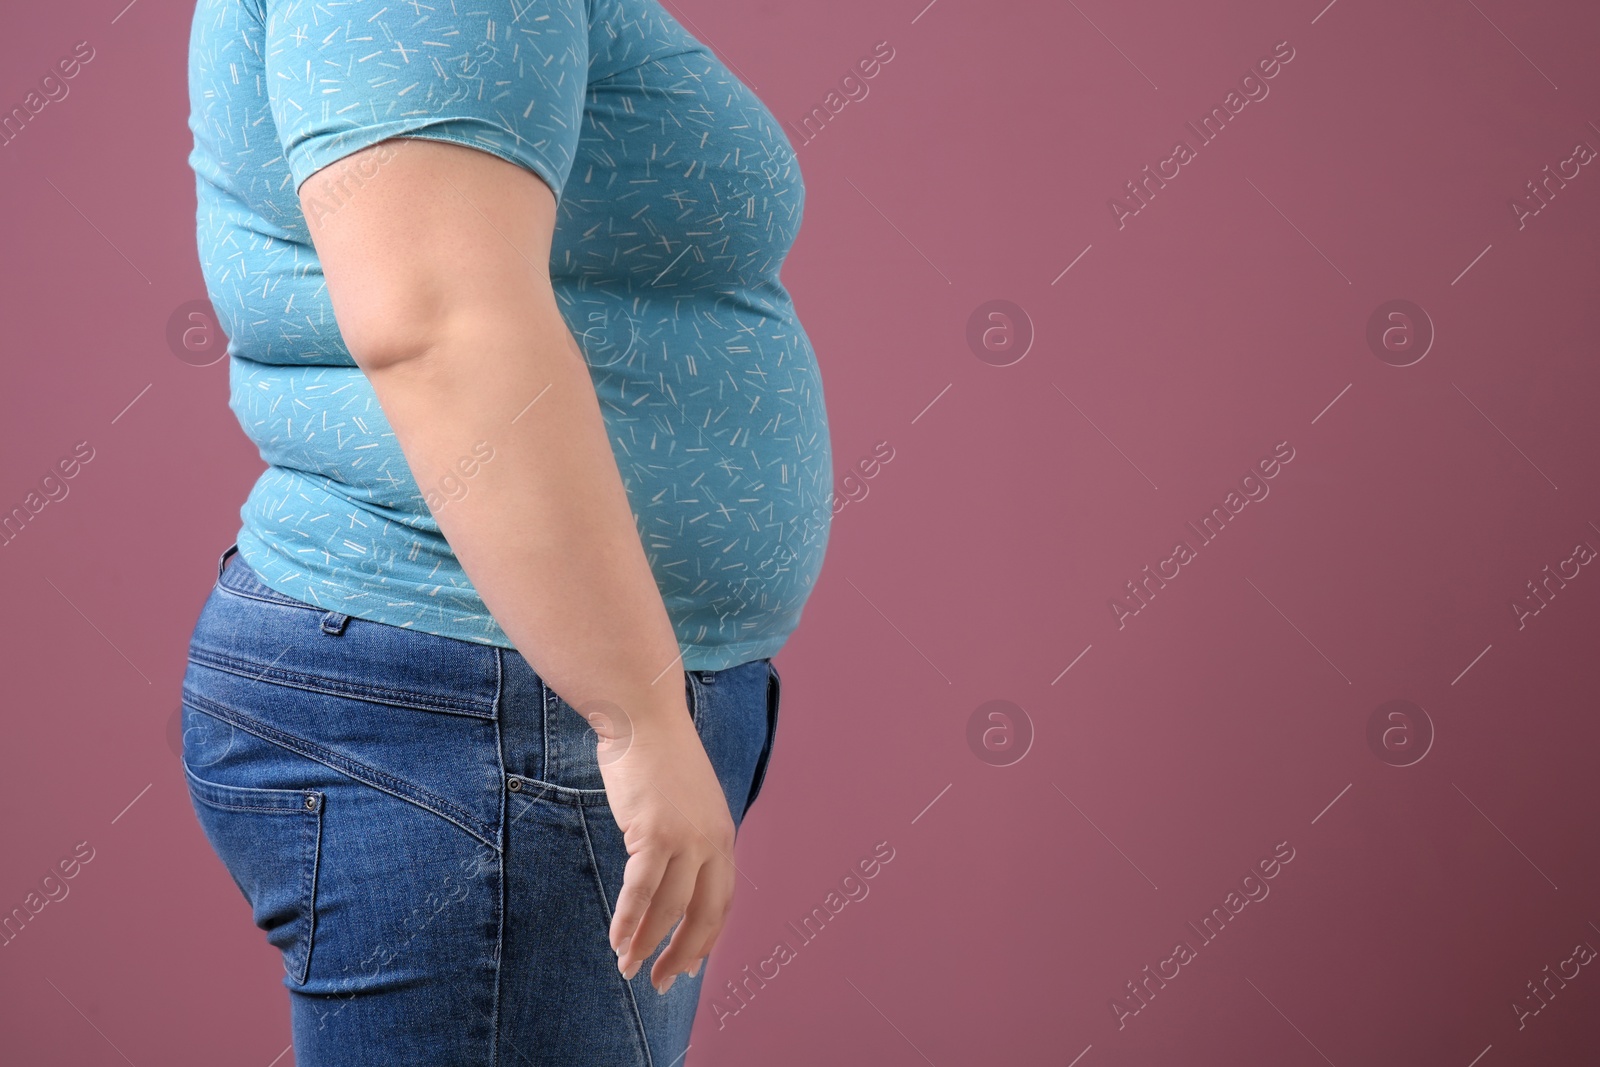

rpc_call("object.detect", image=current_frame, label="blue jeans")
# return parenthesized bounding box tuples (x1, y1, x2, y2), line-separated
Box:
(179, 543, 782, 1066)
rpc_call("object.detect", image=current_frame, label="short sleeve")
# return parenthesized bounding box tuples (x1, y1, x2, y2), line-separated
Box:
(264, 0, 588, 202)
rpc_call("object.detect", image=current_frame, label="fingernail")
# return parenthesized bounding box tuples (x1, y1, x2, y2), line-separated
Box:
(622, 959, 642, 981)
(687, 958, 703, 978)
(616, 955, 629, 977)
(657, 973, 677, 995)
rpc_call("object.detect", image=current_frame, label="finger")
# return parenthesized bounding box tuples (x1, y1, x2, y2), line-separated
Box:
(610, 847, 670, 974)
(626, 856, 700, 986)
(652, 855, 734, 983)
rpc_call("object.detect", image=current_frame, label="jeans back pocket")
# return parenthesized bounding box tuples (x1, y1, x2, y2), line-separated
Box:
(183, 759, 324, 985)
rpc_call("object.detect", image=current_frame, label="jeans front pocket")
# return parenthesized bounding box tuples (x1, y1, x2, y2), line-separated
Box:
(743, 659, 782, 818)
(183, 757, 324, 985)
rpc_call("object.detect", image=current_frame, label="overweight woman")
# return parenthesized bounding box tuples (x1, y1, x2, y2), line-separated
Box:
(179, 1, 832, 1062)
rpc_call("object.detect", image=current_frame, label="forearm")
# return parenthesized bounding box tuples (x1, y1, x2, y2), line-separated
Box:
(363, 303, 688, 730)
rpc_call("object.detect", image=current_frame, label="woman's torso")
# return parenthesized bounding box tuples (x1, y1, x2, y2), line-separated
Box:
(187, 0, 832, 669)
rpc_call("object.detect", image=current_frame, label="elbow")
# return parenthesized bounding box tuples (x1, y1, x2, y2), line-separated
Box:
(344, 299, 580, 378)
(337, 299, 452, 373)
(346, 332, 442, 374)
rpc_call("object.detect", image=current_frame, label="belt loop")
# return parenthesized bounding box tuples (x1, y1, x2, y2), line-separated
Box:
(696, 669, 717, 684)
(217, 542, 240, 580)
(320, 610, 351, 636)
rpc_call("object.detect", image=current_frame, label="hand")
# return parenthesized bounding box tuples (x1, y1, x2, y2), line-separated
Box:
(596, 701, 737, 994)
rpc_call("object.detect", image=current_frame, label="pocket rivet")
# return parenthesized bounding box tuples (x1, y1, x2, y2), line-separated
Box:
(507, 777, 522, 792)
(304, 795, 319, 811)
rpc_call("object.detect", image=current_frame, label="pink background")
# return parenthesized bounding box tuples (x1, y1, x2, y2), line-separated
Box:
(4, 0, 1600, 1063)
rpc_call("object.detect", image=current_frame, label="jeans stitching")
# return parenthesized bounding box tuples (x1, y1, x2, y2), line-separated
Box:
(181, 692, 501, 852)
(183, 758, 319, 812)
(216, 568, 328, 612)
(182, 756, 322, 984)
(490, 644, 506, 1067)
(187, 644, 498, 720)
(507, 775, 610, 804)
(576, 803, 655, 1067)
(300, 791, 323, 986)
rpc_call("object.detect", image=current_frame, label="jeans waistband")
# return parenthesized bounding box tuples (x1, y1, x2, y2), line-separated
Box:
(213, 541, 727, 685)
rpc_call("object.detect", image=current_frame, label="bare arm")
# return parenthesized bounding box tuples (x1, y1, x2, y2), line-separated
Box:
(300, 137, 733, 992)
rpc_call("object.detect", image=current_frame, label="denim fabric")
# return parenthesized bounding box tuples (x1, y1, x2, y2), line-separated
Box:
(179, 543, 782, 1066)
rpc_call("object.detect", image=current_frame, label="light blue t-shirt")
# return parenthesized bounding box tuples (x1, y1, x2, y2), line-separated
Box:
(187, 0, 832, 670)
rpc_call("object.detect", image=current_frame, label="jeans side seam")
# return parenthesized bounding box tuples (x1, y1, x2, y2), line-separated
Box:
(540, 676, 552, 786)
(181, 690, 502, 852)
(490, 645, 506, 1067)
(576, 803, 655, 1067)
